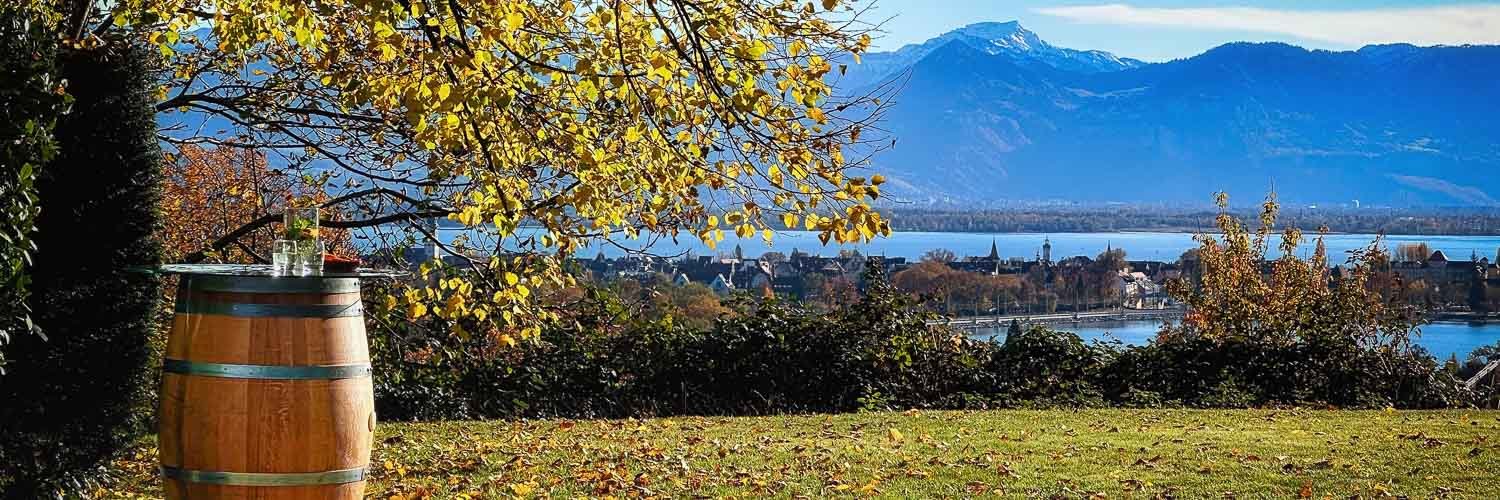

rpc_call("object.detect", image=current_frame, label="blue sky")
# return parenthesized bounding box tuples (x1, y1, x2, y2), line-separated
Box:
(866, 1, 1500, 61)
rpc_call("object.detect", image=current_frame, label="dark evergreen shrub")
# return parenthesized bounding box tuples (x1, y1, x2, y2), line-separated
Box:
(0, 4, 69, 375)
(0, 41, 164, 497)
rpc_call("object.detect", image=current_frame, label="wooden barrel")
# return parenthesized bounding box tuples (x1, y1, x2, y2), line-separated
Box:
(159, 274, 374, 499)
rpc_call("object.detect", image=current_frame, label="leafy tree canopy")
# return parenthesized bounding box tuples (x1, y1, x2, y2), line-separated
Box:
(57, 0, 893, 342)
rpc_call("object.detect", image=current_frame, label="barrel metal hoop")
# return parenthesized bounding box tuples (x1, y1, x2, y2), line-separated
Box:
(161, 465, 367, 486)
(184, 275, 362, 294)
(163, 359, 372, 380)
(175, 300, 362, 318)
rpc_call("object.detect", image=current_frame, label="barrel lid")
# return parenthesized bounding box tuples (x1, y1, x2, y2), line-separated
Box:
(146, 264, 404, 293)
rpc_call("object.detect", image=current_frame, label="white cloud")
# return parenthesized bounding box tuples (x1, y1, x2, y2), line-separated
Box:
(1033, 3, 1500, 48)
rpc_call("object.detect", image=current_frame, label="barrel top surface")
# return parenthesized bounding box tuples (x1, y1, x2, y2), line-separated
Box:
(150, 263, 404, 279)
(143, 264, 403, 293)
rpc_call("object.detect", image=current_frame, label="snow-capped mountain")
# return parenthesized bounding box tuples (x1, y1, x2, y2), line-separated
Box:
(836, 21, 1145, 91)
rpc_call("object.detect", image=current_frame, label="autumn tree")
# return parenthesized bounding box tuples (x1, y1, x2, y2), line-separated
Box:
(160, 144, 356, 263)
(1096, 247, 1127, 272)
(608, 275, 728, 330)
(921, 248, 957, 263)
(1396, 242, 1432, 264)
(34, 0, 898, 345)
(812, 275, 861, 308)
(892, 261, 1023, 316)
(1164, 193, 1420, 348)
(892, 260, 952, 295)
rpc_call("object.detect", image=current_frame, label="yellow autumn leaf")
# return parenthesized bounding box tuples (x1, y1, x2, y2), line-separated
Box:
(806, 107, 826, 124)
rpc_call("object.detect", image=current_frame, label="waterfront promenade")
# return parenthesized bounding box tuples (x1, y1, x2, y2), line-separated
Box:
(931, 307, 1186, 330)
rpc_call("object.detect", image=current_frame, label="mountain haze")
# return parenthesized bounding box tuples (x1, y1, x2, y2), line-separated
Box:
(850, 22, 1500, 207)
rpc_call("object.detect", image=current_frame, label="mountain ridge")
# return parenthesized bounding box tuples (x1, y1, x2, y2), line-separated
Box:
(853, 22, 1500, 207)
(837, 21, 1145, 91)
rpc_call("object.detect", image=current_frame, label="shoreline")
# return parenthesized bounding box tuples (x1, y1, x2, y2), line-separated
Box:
(1430, 312, 1500, 324)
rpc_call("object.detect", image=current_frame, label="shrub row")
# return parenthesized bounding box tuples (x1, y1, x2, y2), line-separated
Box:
(370, 275, 1470, 422)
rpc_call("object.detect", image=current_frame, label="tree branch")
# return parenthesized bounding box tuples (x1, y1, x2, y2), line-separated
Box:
(182, 189, 453, 263)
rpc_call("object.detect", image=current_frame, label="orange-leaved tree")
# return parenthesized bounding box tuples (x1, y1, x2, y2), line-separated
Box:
(1165, 192, 1420, 349)
(160, 144, 355, 264)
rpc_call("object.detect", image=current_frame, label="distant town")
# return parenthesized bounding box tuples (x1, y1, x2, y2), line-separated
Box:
(396, 237, 1500, 321)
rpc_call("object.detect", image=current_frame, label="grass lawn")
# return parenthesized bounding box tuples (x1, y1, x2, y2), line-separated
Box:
(96, 409, 1500, 498)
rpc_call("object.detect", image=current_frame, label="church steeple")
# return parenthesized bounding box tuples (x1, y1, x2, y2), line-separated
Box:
(1041, 237, 1052, 264)
(988, 238, 1000, 260)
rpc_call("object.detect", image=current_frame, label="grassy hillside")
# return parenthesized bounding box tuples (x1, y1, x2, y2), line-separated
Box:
(96, 410, 1499, 498)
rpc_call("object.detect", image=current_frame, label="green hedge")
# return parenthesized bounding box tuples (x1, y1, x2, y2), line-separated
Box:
(0, 4, 68, 375)
(0, 41, 164, 496)
(369, 261, 1469, 422)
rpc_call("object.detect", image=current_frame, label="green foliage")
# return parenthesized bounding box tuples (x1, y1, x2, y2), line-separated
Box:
(0, 4, 69, 374)
(988, 326, 1112, 408)
(1103, 332, 1464, 409)
(0, 41, 164, 496)
(370, 266, 1465, 422)
(371, 259, 987, 420)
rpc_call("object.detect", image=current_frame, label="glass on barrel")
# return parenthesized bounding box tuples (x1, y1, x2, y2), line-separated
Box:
(274, 206, 323, 275)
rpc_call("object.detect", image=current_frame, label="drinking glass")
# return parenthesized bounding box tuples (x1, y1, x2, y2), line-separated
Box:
(271, 240, 297, 276)
(284, 207, 320, 242)
(297, 240, 325, 276)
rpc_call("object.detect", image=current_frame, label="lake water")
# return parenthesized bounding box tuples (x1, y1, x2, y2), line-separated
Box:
(409, 227, 1500, 356)
(967, 320, 1500, 361)
(438, 229, 1500, 263)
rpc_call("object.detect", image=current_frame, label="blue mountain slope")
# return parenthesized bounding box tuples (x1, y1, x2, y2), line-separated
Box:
(857, 24, 1500, 206)
(835, 21, 1143, 92)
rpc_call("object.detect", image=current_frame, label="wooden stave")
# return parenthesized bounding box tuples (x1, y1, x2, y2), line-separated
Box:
(159, 279, 374, 499)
